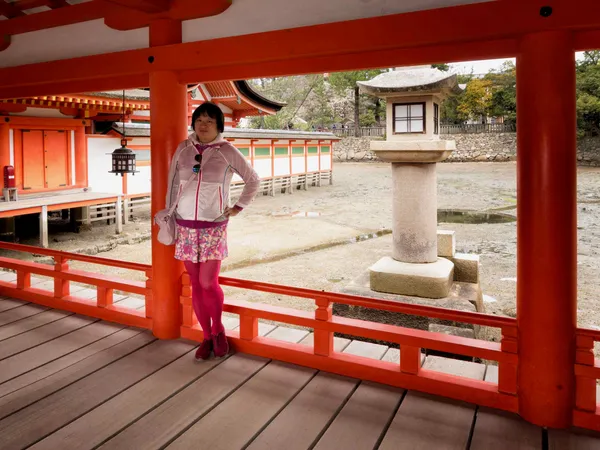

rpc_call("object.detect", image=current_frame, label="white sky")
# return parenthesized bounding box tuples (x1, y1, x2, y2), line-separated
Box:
(450, 52, 587, 75)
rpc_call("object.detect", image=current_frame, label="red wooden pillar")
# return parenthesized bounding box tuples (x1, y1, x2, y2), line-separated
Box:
(516, 31, 577, 428)
(0, 121, 10, 171)
(149, 20, 187, 339)
(74, 126, 87, 187)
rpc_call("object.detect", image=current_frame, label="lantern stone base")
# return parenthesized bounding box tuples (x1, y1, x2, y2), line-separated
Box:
(333, 271, 482, 338)
(369, 256, 454, 299)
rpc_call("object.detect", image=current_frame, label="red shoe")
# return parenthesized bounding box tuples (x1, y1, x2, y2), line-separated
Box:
(212, 331, 229, 358)
(195, 338, 213, 361)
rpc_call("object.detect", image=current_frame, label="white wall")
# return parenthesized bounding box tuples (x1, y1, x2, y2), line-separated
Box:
(274, 158, 290, 176)
(87, 137, 124, 194)
(320, 155, 332, 170)
(127, 166, 151, 195)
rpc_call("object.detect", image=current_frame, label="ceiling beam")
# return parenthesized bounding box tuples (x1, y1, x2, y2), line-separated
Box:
(0, 73, 150, 100)
(0, 1, 105, 35)
(103, 0, 231, 31)
(47, 0, 70, 9)
(0, 0, 600, 99)
(0, 0, 231, 35)
(0, 0, 26, 19)
(102, 0, 171, 14)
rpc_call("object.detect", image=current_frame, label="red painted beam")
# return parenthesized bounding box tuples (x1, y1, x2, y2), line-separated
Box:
(0, 0, 26, 18)
(0, 1, 599, 98)
(0, 101, 27, 113)
(179, 38, 519, 85)
(103, 0, 231, 31)
(0, 0, 230, 35)
(0, 73, 150, 101)
(0, 1, 105, 35)
(575, 29, 600, 50)
(103, 0, 171, 14)
(12, 0, 58, 10)
(47, 0, 70, 8)
(0, 34, 9, 52)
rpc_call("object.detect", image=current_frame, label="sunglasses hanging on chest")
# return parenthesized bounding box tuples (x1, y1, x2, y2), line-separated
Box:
(193, 153, 202, 174)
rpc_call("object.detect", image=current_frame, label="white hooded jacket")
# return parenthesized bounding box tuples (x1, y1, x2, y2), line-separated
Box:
(165, 133, 260, 221)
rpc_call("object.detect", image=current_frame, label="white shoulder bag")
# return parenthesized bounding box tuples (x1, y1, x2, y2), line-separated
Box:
(154, 177, 193, 246)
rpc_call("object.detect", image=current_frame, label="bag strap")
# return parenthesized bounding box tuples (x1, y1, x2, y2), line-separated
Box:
(167, 174, 195, 217)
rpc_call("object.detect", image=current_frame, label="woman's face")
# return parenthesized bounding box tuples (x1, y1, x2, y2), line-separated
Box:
(194, 113, 219, 143)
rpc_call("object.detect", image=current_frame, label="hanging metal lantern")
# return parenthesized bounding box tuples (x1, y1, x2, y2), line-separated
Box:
(108, 90, 138, 176)
(109, 138, 138, 176)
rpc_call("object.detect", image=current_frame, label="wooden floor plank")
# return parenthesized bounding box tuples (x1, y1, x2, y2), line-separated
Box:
(0, 298, 28, 313)
(314, 382, 404, 450)
(549, 429, 600, 449)
(247, 372, 358, 450)
(0, 338, 193, 450)
(0, 310, 73, 342)
(470, 365, 541, 449)
(0, 314, 97, 361)
(0, 329, 151, 420)
(30, 347, 229, 450)
(470, 408, 541, 450)
(379, 392, 477, 450)
(99, 354, 269, 450)
(378, 357, 486, 450)
(0, 303, 48, 327)
(0, 320, 125, 384)
(166, 361, 316, 450)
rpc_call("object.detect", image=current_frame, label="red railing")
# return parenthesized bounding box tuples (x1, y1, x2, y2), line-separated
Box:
(0, 242, 152, 329)
(180, 273, 520, 413)
(574, 327, 600, 430)
(1, 241, 599, 430)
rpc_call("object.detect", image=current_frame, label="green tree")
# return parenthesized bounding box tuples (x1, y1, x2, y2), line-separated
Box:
(484, 61, 516, 125)
(576, 51, 600, 136)
(431, 63, 450, 71)
(457, 78, 493, 123)
(328, 69, 387, 136)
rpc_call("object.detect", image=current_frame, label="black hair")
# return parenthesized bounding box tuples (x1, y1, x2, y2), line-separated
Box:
(191, 102, 225, 133)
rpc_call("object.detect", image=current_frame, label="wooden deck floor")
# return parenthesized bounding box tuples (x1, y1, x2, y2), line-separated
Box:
(1, 292, 599, 449)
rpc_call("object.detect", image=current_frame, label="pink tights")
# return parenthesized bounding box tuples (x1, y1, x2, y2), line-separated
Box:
(184, 260, 224, 340)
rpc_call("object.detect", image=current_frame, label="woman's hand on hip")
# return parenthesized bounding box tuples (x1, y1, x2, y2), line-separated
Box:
(223, 206, 240, 218)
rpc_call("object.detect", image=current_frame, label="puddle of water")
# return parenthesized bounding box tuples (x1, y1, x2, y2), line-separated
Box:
(500, 277, 517, 282)
(438, 209, 516, 224)
(483, 294, 497, 303)
(488, 204, 517, 212)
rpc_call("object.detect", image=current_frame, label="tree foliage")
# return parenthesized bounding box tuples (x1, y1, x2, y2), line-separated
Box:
(327, 69, 387, 135)
(577, 51, 600, 136)
(246, 70, 387, 132)
(457, 78, 493, 123)
(245, 55, 600, 137)
(431, 63, 450, 71)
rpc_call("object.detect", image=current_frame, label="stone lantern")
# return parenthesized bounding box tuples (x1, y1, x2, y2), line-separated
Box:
(358, 66, 460, 299)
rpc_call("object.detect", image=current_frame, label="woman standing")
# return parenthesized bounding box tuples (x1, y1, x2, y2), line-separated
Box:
(165, 102, 260, 360)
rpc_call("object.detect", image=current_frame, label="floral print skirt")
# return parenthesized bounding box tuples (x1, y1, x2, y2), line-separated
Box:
(174, 223, 228, 263)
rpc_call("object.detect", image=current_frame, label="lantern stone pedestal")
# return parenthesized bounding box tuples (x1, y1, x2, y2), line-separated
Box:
(368, 140, 455, 299)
